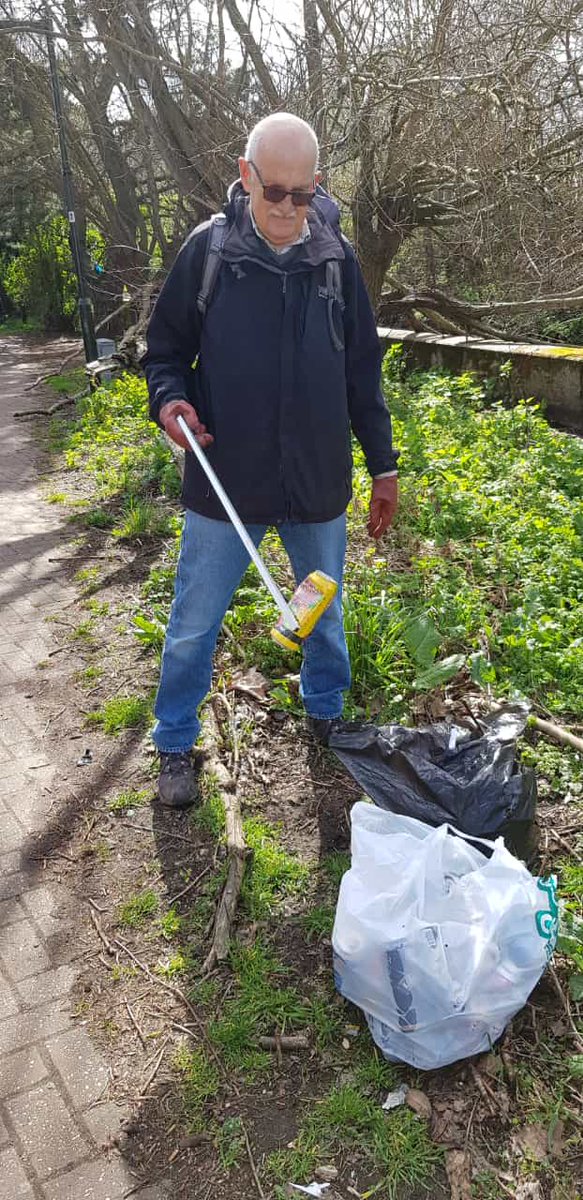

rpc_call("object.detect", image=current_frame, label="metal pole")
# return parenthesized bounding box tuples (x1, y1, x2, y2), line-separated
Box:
(176, 417, 299, 630)
(43, 7, 97, 362)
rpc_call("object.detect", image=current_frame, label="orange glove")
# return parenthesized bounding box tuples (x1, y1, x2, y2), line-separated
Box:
(367, 475, 398, 539)
(158, 398, 213, 451)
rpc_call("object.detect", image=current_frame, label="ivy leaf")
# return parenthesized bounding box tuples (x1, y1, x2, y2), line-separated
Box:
(469, 651, 496, 686)
(404, 614, 441, 667)
(569, 973, 583, 1003)
(413, 654, 466, 691)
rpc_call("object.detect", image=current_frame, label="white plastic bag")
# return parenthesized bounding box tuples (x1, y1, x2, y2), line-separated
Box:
(332, 802, 558, 1070)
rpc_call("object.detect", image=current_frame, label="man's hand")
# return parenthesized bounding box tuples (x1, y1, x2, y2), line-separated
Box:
(159, 399, 213, 451)
(367, 475, 398, 539)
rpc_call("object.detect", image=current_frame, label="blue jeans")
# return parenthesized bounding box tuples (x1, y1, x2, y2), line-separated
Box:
(152, 511, 351, 752)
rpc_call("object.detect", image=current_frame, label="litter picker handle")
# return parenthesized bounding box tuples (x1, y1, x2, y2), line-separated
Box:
(176, 415, 298, 631)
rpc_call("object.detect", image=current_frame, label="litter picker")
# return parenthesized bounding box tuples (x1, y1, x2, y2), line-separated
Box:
(177, 415, 337, 651)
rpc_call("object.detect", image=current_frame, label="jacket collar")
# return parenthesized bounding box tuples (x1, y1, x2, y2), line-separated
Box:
(221, 180, 344, 270)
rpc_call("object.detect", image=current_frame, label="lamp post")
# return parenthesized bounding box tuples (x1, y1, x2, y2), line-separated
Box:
(0, 9, 98, 362)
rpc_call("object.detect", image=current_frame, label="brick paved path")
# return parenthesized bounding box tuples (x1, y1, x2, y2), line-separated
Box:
(0, 337, 166, 1199)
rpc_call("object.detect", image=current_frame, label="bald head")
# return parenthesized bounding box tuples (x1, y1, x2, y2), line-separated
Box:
(239, 112, 320, 249)
(245, 113, 319, 176)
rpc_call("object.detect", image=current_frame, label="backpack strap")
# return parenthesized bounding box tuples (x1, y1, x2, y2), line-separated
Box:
(197, 213, 228, 318)
(322, 259, 345, 352)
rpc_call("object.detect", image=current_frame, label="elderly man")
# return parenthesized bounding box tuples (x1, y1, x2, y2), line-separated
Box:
(144, 112, 399, 807)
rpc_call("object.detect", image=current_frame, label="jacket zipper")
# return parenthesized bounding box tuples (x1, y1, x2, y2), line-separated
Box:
(280, 272, 292, 521)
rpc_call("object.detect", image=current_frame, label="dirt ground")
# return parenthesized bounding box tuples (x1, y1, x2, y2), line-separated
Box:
(9, 333, 582, 1200)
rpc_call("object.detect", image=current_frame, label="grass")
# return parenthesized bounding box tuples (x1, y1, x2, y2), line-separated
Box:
(191, 774, 226, 838)
(117, 888, 159, 928)
(301, 903, 335, 942)
(0, 314, 41, 334)
(86, 695, 152, 735)
(112, 497, 178, 541)
(240, 817, 309, 918)
(173, 1046, 220, 1132)
(42, 362, 583, 1199)
(209, 941, 308, 1071)
(107, 787, 150, 814)
(47, 368, 86, 396)
(268, 1084, 441, 1198)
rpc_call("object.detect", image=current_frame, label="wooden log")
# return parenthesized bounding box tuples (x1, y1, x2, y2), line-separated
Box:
(532, 716, 583, 756)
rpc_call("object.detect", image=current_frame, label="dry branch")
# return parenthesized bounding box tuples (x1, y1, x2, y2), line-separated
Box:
(202, 708, 251, 975)
(379, 281, 583, 340)
(14, 388, 88, 419)
(202, 783, 249, 974)
(532, 716, 583, 756)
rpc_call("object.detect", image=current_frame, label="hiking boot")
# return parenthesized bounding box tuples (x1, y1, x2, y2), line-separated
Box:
(307, 717, 343, 746)
(157, 751, 199, 809)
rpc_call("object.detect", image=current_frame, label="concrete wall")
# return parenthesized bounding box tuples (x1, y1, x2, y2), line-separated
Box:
(377, 327, 583, 432)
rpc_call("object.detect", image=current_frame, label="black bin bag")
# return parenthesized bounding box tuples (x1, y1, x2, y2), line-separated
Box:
(327, 703, 538, 862)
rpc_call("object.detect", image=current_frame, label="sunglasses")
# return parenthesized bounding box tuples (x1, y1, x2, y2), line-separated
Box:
(247, 159, 315, 207)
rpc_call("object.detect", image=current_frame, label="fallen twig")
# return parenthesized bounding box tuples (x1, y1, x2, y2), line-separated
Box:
(470, 1064, 498, 1116)
(112, 936, 232, 1086)
(532, 716, 583, 755)
(241, 1122, 266, 1200)
(168, 864, 211, 906)
(125, 1000, 147, 1048)
(14, 388, 89, 417)
(552, 830, 583, 863)
(88, 905, 115, 955)
(258, 1034, 310, 1052)
(141, 1035, 169, 1092)
(202, 784, 249, 974)
(202, 708, 251, 975)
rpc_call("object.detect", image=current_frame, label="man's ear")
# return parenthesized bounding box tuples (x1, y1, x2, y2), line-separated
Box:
(315, 171, 323, 186)
(239, 157, 251, 193)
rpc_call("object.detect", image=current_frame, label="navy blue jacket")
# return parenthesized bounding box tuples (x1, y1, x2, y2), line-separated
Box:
(143, 183, 398, 524)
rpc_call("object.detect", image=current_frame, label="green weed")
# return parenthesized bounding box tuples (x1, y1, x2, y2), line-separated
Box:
(158, 907, 182, 940)
(216, 1116, 245, 1172)
(188, 977, 220, 1008)
(361, 360, 583, 718)
(0, 315, 40, 334)
(86, 695, 151, 735)
(45, 492, 67, 504)
(107, 787, 150, 814)
(82, 507, 115, 530)
(132, 611, 166, 653)
(70, 619, 95, 644)
(64, 373, 181, 504)
(75, 566, 101, 585)
(154, 952, 187, 977)
(84, 598, 109, 616)
(558, 866, 583, 1001)
(78, 664, 103, 685)
(117, 888, 159, 928)
(112, 497, 178, 541)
